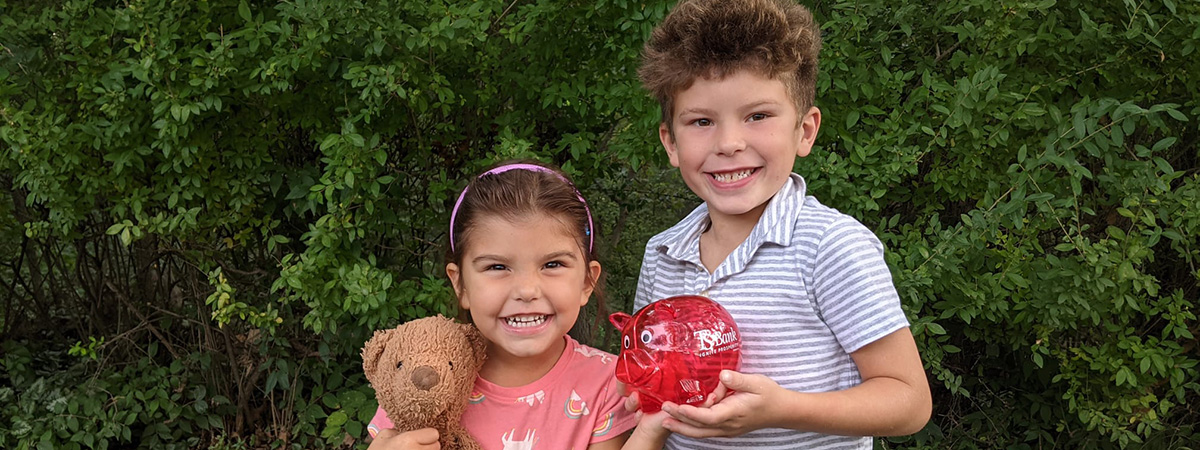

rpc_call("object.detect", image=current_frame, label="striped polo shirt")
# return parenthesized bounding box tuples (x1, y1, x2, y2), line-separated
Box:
(634, 173, 910, 450)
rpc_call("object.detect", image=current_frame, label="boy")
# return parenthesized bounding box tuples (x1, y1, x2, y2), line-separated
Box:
(629, 0, 932, 448)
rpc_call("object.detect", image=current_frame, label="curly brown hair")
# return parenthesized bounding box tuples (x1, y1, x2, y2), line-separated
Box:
(639, 0, 822, 126)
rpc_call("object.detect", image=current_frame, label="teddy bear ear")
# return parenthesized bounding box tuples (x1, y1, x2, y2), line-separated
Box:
(458, 322, 488, 371)
(362, 328, 398, 381)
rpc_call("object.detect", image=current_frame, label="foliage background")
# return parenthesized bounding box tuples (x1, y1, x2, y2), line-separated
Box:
(1, 0, 1197, 449)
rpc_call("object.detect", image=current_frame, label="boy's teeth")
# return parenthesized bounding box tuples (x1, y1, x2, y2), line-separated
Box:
(712, 169, 753, 183)
(505, 315, 548, 328)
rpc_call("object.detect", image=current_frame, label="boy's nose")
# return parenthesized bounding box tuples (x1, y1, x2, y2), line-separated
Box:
(715, 124, 745, 155)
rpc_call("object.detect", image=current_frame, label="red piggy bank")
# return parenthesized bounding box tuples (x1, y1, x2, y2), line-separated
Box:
(608, 295, 741, 413)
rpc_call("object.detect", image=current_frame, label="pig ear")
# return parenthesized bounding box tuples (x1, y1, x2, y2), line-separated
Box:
(608, 312, 632, 330)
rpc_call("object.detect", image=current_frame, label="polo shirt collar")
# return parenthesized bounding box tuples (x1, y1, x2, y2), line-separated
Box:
(658, 174, 807, 267)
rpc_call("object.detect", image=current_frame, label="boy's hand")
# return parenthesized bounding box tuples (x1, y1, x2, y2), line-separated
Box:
(367, 428, 441, 450)
(660, 370, 781, 438)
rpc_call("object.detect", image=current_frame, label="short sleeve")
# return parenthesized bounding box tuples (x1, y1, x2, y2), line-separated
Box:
(588, 363, 639, 443)
(633, 241, 658, 311)
(366, 406, 393, 439)
(812, 217, 909, 353)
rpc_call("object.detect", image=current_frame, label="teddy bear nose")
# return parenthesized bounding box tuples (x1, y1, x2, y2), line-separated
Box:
(411, 365, 440, 390)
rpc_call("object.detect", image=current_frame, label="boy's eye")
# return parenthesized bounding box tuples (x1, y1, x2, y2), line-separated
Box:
(748, 113, 768, 121)
(695, 118, 712, 127)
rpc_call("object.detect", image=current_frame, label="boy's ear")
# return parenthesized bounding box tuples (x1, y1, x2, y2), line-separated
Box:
(795, 106, 822, 158)
(658, 122, 681, 168)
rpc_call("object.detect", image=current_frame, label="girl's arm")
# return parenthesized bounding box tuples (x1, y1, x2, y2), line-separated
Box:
(584, 410, 671, 450)
(659, 327, 931, 437)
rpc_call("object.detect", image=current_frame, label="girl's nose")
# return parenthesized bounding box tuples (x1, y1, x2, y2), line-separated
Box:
(513, 272, 540, 302)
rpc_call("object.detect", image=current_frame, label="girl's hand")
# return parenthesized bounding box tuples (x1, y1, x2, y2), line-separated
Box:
(618, 382, 642, 413)
(368, 428, 441, 450)
(660, 370, 782, 438)
(632, 408, 672, 442)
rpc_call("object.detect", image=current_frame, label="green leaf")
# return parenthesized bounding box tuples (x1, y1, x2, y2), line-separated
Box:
(845, 110, 860, 129)
(926, 322, 946, 335)
(238, 1, 252, 22)
(326, 410, 348, 428)
(1072, 112, 1087, 141)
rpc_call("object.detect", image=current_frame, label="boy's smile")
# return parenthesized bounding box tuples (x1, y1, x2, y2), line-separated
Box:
(660, 69, 821, 227)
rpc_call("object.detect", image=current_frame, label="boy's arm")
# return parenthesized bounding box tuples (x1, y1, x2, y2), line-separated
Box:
(661, 217, 931, 438)
(661, 327, 931, 437)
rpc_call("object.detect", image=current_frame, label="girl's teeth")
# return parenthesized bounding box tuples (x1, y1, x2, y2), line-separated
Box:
(712, 169, 753, 183)
(505, 315, 547, 328)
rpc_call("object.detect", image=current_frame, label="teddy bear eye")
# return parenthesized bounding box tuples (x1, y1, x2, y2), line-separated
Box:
(396, 360, 403, 370)
(448, 361, 454, 370)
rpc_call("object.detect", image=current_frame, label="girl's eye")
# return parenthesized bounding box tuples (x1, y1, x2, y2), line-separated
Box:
(544, 260, 563, 269)
(485, 264, 507, 271)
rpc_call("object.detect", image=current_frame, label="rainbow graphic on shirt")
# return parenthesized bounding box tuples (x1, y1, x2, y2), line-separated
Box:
(468, 390, 485, 404)
(563, 390, 590, 419)
(591, 412, 615, 436)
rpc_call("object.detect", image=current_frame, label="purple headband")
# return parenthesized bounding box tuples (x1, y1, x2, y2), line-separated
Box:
(449, 163, 594, 253)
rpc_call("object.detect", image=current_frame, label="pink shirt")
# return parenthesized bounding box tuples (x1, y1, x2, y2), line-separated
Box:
(369, 336, 637, 449)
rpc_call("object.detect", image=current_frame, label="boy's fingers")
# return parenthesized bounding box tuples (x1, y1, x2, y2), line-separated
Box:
(665, 401, 736, 429)
(661, 416, 725, 439)
(703, 382, 729, 407)
(719, 370, 770, 394)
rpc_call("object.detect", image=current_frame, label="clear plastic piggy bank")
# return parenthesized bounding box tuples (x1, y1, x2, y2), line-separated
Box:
(608, 295, 741, 413)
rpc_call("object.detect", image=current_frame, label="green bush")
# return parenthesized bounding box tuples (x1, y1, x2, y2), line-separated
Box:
(1, 0, 1197, 448)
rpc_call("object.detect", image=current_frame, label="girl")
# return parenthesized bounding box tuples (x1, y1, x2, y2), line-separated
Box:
(366, 161, 668, 450)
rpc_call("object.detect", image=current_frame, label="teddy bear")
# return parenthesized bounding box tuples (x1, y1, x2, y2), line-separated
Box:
(362, 315, 487, 450)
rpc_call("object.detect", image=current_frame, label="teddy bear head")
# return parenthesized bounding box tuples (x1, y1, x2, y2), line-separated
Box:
(362, 315, 487, 428)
